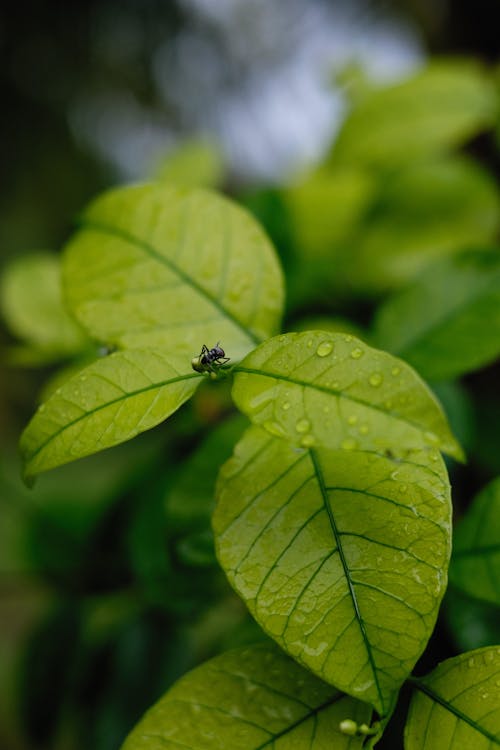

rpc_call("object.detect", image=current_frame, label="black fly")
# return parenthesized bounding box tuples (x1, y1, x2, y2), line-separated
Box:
(192, 342, 230, 374)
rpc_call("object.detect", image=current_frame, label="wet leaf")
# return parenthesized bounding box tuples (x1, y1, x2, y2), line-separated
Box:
(213, 425, 451, 715)
(20, 349, 202, 480)
(332, 61, 497, 168)
(405, 647, 500, 749)
(449, 477, 500, 606)
(374, 251, 500, 380)
(121, 642, 372, 750)
(232, 331, 463, 461)
(63, 183, 284, 361)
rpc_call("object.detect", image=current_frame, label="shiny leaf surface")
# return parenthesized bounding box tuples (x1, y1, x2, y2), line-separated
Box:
(20, 350, 202, 480)
(63, 183, 284, 361)
(214, 425, 451, 715)
(121, 643, 372, 750)
(232, 331, 463, 461)
(405, 647, 500, 749)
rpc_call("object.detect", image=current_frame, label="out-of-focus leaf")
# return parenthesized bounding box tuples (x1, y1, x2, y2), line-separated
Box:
(0, 252, 87, 359)
(20, 350, 202, 480)
(374, 250, 500, 380)
(232, 331, 463, 461)
(284, 168, 374, 257)
(405, 647, 500, 749)
(165, 414, 247, 532)
(214, 425, 451, 715)
(429, 382, 475, 456)
(121, 642, 373, 750)
(444, 587, 500, 653)
(332, 61, 497, 168)
(153, 140, 224, 188)
(63, 184, 284, 361)
(449, 477, 500, 606)
(347, 158, 500, 293)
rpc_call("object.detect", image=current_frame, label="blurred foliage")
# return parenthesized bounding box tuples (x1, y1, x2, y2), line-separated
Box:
(1, 5, 500, 745)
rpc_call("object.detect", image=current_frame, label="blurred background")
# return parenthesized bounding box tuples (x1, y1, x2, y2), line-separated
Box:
(1, 1, 500, 749)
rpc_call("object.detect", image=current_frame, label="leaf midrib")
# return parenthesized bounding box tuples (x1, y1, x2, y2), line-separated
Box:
(23, 370, 203, 466)
(409, 677, 500, 745)
(235, 365, 440, 444)
(79, 220, 261, 345)
(310, 449, 385, 714)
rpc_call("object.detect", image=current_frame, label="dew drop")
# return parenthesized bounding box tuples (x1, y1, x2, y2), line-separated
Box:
(279, 334, 287, 342)
(359, 424, 369, 435)
(80, 375, 88, 382)
(391, 367, 401, 376)
(282, 401, 290, 411)
(343, 335, 353, 342)
(347, 415, 358, 425)
(296, 418, 311, 434)
(424, 431, 439, 445)
(390, 470, 399, 480)
(264, 421, 287, 438)
(307, 339, 313, 348)
(369, 373, 383, 387)
(301, 434, 316, 448)
(350, 347, 364, 359)
(341, 438, 358, 451)
(316, 341, 333, 357)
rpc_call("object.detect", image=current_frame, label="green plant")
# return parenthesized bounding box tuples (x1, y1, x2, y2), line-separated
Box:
(7, 60, 500, 749)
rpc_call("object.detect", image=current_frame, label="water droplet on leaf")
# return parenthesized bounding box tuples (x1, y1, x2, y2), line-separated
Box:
(296, 418, 311, 433)
(316, 341, 333, 357)
(369, 373, 383, 387)
(350, 347, 364, 359)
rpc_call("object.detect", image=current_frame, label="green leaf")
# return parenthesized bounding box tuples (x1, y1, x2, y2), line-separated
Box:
(213, 425, 451, 715)
(332, 61, 497, 168)
(121, 642, 373, 750)
(0, 252, 87, 359)
(63, 183, 284, 361)
(232, 331, 463, 461)
(374, 250, 500, 380)
(153, 140, 224, 188)
(346, 158, 500, 293)
(284, 167, 374, 257)
(449, 477, 500, 606)
(20, 349, 202, 480)
(405, 647, 500, 749)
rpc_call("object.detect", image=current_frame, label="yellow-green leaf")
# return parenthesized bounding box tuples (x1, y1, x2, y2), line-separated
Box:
(449, 477, 500, 606)
(63, 183, 284, 361)
(1, 252, 87, 359)
(374, 250, 500, 381)
(405, 647, 500, 749)
(332, 61, 497, 168)
(213, 425, 451, 715)
(232, 331, 463, 461)
(346, 158, 500, 293)
(20, 349, 202, 480)
(121, 643, 373, 750)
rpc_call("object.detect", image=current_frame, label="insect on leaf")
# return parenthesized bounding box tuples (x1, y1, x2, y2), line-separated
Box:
(121, 642, 373, 750)
(213, 425, 451, 715)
